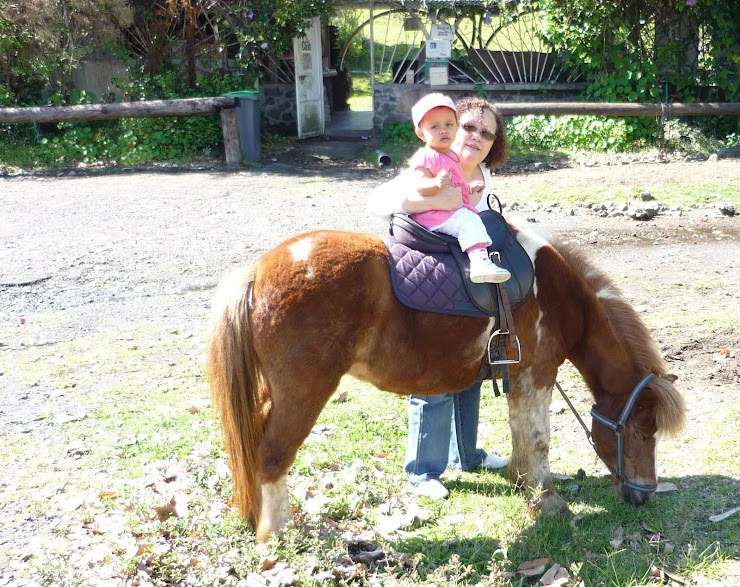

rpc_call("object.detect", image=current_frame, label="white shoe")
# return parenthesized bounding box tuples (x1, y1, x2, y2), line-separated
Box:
(412, 479, 449, 500)
(469, 255, 511, 284)
(480, 452, 509, 469)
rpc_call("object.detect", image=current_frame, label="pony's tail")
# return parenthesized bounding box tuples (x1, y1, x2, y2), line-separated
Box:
(206, 266, 264, 528)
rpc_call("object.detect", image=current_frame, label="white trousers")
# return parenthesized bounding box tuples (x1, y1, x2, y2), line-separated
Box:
(430, 207, 492, 252)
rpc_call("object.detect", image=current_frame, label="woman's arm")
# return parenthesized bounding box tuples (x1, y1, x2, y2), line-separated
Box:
(367, 171, 464, 220)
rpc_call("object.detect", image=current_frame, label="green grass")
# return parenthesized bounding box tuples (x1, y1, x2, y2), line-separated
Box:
(2, 306, 738, 586)
(2, 235, 739, 585)
(348, 72, 372, 111)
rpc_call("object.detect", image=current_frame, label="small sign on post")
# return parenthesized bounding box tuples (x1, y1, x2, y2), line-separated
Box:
(425, 23, 453, 85)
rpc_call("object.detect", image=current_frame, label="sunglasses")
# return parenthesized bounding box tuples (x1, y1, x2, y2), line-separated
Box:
(461, 123, 496, 141)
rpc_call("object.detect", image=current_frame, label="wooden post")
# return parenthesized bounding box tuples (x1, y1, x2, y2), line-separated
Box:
(220, 107, 242, 168)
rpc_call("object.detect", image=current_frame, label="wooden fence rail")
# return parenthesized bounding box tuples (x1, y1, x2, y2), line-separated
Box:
(1, 98, 739, 167)
(495, 102, 740, 117)
(0, 97, 237, 124)
(0, 97, 243, 167)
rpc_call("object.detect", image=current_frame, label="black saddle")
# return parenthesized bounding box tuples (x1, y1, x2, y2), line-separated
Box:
(389, 210, 534, 316)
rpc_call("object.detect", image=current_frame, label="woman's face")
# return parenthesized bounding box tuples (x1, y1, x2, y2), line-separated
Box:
(453, 108, 497, 165)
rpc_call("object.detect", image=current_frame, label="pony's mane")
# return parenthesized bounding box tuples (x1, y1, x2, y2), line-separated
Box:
(552, 237, 665, 376)
(520, 221, 686, 436)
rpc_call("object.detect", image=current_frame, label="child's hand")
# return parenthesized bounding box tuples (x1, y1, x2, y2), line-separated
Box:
(469, 180, 485, 195)
(435, 170, 452, 189)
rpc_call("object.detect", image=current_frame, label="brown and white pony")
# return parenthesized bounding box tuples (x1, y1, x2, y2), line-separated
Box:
(206, 219, 686, 542)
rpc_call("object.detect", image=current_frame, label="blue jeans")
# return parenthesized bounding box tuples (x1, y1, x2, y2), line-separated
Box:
(404, 382, 486, 485)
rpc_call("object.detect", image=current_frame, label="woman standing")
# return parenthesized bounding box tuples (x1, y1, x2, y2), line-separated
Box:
(368, 96, 511, 500)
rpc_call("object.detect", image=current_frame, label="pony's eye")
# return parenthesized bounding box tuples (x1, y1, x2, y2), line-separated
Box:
(634, 430, 648, 442)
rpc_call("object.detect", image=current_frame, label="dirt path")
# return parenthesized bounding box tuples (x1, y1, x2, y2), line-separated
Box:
(1, 154, 739, 583)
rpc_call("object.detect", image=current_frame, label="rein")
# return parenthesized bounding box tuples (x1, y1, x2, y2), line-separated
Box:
(556, 372, 658, 494)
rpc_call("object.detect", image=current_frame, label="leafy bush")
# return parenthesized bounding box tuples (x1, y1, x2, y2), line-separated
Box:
(0, 1, 132, 106)
(1, 65, 247, 168)
(508, 115, 641, 152)
(234, 0, 334, 82)
(381, 119, 418, 144)
(538, 0, 740, 143)
(331, 9, 371, 70)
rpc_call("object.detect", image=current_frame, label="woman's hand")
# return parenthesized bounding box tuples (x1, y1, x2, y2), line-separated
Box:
(401, 185, 463, 214)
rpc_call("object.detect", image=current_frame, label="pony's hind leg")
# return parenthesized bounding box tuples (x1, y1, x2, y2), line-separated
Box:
(256, 474, 291, 543)
(255, 377, 341, 542)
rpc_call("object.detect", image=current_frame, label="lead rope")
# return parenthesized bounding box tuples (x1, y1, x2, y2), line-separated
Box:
(555, 380, 596, 449)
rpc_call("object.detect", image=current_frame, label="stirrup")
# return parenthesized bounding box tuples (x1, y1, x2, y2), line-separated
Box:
(487, 329, 521, 365)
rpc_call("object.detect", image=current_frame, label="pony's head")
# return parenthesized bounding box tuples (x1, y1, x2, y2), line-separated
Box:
(547, 237, 688, 506)
(591, 372, 686, 505)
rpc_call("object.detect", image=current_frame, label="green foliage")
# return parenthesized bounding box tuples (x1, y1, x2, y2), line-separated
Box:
(375, 119, 422, 165)
(232, 0, 335, 83)
(537, 0, 740, 143)
(331, 9, 371, 69)
(508, 114, 641, 152)
(0, 0, 132, 105)
(1, 66, 246, 168)
(381, 119, 418, 144)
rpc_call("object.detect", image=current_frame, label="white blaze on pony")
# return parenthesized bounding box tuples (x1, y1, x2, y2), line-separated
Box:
(206, 223, 686, 541)
(288, 237, 315, 278)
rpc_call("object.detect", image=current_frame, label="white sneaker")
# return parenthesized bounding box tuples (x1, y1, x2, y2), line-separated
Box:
(480, 452, 509, 469)
(412, 479, 449, 500)
(469, 255, 511, 284)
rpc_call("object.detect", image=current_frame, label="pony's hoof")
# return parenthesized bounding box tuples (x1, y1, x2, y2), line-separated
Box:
(528, 491, 571, 517)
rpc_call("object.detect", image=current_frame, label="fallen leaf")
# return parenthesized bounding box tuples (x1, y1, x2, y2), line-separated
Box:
(348, 545, 385, 565)
(135, 543, 151, 557)
(54, 411, 87, 425)
(610, 526, 624, 549)
(552, 473, 575, 480)
(260, 558, 275, 571)
(334, 391, 348, 403)
(570, 512, 587, 527)
(98, 490, 117, 499)
(541, 563, 570, 586)
(516, 557, 550, 577)
(641, 521, 659, 534)
(187, 406, 199, 414)
(540, 563, 559, 584)
(656, 481, 678, 493)
(154, 494, 189, 521)
(708, 506, 740, 522)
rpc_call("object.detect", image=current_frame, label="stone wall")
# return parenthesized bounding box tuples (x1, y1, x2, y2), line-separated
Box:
(261, 82, 334, 134)
(262, 83, 297, 133)
(373, 82, 586, 130)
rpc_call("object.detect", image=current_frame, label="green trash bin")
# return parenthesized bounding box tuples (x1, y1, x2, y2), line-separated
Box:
(224, 90, 261, 162)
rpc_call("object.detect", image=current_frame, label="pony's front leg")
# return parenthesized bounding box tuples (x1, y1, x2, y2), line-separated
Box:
(506, 370, 570, 516)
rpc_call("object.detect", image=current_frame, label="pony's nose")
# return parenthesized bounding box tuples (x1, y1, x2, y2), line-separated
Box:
(622, 485, 654, 505)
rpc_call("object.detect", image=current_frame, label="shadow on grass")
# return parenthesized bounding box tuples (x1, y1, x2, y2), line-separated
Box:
(376, 472, 738, 584)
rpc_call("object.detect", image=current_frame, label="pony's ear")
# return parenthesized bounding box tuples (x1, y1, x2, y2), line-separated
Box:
(665, 373, 678, 383)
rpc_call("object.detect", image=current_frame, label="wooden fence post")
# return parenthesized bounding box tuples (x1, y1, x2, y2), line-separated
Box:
(220, 107, 242, 168)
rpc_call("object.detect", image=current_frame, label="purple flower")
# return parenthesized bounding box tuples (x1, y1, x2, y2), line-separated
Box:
(247, 11, 254, 19)
(260, 42, 269, 50)
(686, 0, 695, 6)
(484, 10, 492, 25)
